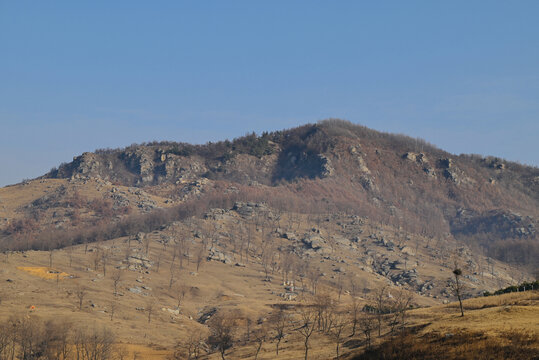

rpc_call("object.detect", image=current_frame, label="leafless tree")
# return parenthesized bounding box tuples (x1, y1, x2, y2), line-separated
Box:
(195, 245, 205, 272)
(451, 266, 465, 317)
(307, 266, 322, 295)
(44, 319, 72, 360)
(389, 289, 414, 333)
(112, 269, 123, 296)
(335, 274, 344, 301)
(169, 263, 177, 290)
(155, 248, 163, 273)
(293, 306, 318, 360)
(270, 308, 288, 356)
(329, 311, 348, 360)
(280, 251, 294, 284)
(177, 237, 187, 269)
(0, 319, 10, 357)
(109, 300, 117, 321)
(348, 297, 362, 337)
(49, 248, 54, 268)
(143, 234, 151, 256)
(359, 313, 376, 348)
(174, 329, 207, 360)
(252, 326, 267, 360)
(174, 284, 188, 310)
(74, 326, 115, 360)
(245, 222, 255, 264)
(261, 244, 274, 282)
(92, 248, 101, 272)
(76, 286, 87, 311)
(115, 345, 130, 360)
(313, 291, 334, 333)
(66, 246, 74, 268)
(101, 249, 109, 276)
(146, 299, 156, 324)
(374, 284, 388, 336)
(207, 312, 235, 360)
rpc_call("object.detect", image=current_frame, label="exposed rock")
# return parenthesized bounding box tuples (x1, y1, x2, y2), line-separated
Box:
(439, 158, 453, 169)
(302, 235, 326, 250)
(208, 248, 232, 264)
(423, 166, 436, 178)
(359, 175, 377, 192)
(128, 287, 143, 294)
(400, 246, 415, 256)
(232, 202, 272, 218)
(318, 155, 334, 177)
(197, 307, 218, 324)
(403, 152, 418, 161)
(282, 232, 298, 241)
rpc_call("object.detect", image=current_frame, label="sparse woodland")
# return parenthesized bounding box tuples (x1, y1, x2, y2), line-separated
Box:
(0, 120, 537, 359)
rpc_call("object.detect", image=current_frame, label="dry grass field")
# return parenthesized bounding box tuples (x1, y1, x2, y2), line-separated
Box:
(1, 230, 537, 359)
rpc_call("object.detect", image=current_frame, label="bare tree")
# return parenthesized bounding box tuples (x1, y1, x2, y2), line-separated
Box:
(294, 306, 318, 360)
(111, 269, 123, 296)
(143, 234, 151, 256)
(389, 289, 414, 333)
(313, 291, 334, 333)
(252, 326, 267, 360)
(451, 267, 465, 317)
(329, 311, 348, 360)
(359, 313, 376, 349)
(195, 245, 205, 272)
(115, 345, 130, 360)
(374, 285, 388, 336)
(44, 319, 72, 360)
(348, 297, 362, 337)
(146, 299, 156, 324)
(307, 266, 322, 295)
(270, 308, 288, 356)
(174, 284, 188, 310)
(169, 263, 177, 290)
(101, 249, 109, 276)
(155, 248, 164, 273)
(74, 326, 115, 360)
(174, 329, 207, 360)
(66, 246, 74, 268)
(76, 287, 87, 311)
(261, 245, 274, 282)
(207, 312, 235, 360)
(49, 248, 54, 268)
(109, 300, 117, 321)
(92, 249, 101, 272)
(177, 237, 187, 269)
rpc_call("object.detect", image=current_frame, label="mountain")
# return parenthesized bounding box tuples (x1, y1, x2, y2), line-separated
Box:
(25, 119, 537, 268)
(0, 119, 537, 359)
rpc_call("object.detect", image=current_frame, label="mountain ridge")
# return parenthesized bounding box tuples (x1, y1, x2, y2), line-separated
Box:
(2, 120, 538, 270)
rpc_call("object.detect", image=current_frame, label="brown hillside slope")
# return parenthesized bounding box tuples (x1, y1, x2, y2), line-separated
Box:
(1, 120, 534, 269)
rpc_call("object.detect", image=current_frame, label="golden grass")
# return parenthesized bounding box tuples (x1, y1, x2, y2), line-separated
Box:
(17, 266, 71, 280)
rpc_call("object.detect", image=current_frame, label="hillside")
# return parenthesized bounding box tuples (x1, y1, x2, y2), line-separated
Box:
(0, 120, 537, 359)
(2, 120, 538, 269)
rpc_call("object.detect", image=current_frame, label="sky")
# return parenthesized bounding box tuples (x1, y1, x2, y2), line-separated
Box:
(1, 1, 538, 186)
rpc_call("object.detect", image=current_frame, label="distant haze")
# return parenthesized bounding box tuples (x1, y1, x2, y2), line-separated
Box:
(1, 1, 538, 186)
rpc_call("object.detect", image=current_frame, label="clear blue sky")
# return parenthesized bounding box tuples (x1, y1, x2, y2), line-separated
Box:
(1, 1, 538, 186)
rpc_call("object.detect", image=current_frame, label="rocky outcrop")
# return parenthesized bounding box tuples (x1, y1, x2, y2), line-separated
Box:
(451, 209, 537, 240)
(318, 155, 334, 177)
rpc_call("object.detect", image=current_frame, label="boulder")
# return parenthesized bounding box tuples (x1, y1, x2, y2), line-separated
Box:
(400, 246, 415, 256)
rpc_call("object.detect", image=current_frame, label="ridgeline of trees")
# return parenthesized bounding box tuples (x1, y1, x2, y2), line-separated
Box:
(483, 280, 539, 297)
